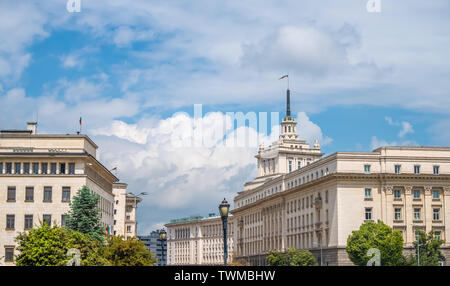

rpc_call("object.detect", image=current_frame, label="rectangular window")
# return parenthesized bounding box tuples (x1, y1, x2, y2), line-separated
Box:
(41, 163, 48, 174)
(414, 208, 421, 221)
(365, 208, 372, 220)
(23, 163, 30, 174)
(62, 187, 71, 202)
(7, 186, 16, 202)
(126, 205, 133, 212)
(24, 215, 33, 230)
(15, 163, 21, 174)
(394, 208, 402, 220)
(297, 161, 301, 170)
(325, 190, 329, 203)
(365, 188, 372, 199)
(43, 214, 51, 226)
(433, 209, 440, 221)
(414, 165, 420, 174)
(0, 162, 3, 174)
(394, 189, 401, 199)
(5, 247, 14, 262)
(435, 231, 442, 240)
(432, 190, 440, 200)
(60, 163, 66, 174)
(69, 163, 75, 174)
(433, 165, 440, 175)
(43, 186, 52, 202)
(413, 189, 421, 199)
(25, 186, 34, 201)
(32, 163, 39, 174)
(51, 163, 57, 174)
(394, 164, 401, 174)
(127, 225, 131, 233)
(364, 165, 371, 174)
(6, 162, 12, 174)
(6, 215, 15, 229)
(288, 160, 292, 173)
(61, 215, 67, 227)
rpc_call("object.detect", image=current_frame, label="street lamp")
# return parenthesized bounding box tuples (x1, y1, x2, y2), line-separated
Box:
(219, 198, 230, 266)
(159, 229, 167, 266)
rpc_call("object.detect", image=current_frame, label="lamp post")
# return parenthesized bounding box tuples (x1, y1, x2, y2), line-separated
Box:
(219, 198, 230, 266)
(159, 229, 167, 266)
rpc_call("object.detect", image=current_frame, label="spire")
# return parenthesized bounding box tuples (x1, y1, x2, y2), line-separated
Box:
(286, 89, 291, 118)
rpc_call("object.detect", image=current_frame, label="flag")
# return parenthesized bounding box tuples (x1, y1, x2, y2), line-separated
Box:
(79, 116, 82, 126)
(279, 75, 288, 80)
(110, 167, 117, 171)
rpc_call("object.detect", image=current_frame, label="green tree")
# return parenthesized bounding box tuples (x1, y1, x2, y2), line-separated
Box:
(346, 220, 405, 266)
(406, 230, 445, 266)
(15, 223, 109, 266)
(102, 235, 157, 266)
(267, 248, 317, 266)
(65, 185, 105, 241)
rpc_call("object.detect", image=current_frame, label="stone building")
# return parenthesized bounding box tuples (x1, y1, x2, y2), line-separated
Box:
(112, 183, 142, 239)
(139, 230, 167, 266)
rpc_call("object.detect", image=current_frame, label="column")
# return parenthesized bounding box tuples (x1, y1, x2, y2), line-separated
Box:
(444, 187, 450, 246)
(424, 186, 432, 233)
(404, 186, 413, 245)
(281, 200, 286, 252)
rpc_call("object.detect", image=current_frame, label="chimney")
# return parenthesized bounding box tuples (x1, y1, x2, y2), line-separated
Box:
(27, 122, 37, 134)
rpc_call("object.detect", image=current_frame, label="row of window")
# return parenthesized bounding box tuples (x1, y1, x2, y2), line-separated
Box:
(5, 186, 71, 202)
(5, 214, 67, 230)
(364, 164, 441, 175)
(364, 207, 442, 221)
(0, 162, 75, 175)
(287, 191, 329, 213)
(364, 188, 441, 200)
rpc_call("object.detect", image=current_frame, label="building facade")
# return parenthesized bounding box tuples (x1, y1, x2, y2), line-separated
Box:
(139, 230, 167, 266)
(165, 214, 234, 265)
(0, 122, 129, 265)
(112, 183, 142, 239)
(231, 90, 450, 265)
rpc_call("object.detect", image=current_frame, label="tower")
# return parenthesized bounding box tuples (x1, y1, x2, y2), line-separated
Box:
(280, 89, 298, 140)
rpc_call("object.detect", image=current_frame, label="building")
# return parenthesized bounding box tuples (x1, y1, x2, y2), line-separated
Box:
(139, 230, 167, 266)
(165, 214, 234, 265)
(0, 122, 128, 265)
(112, 183, 142, 238)
(231, 89, 450, 265)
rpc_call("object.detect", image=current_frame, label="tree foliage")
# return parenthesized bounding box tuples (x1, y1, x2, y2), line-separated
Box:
(346, 220, 405, 266)
(15, 223, 108, 266)
(267, 248, 317, 266)
(65, 185, 105, 241)
(405, 230, 445, 266)
(102, 235, 157, 266)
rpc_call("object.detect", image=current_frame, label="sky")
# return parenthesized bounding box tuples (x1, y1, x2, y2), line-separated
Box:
(0, 0, 449, 234)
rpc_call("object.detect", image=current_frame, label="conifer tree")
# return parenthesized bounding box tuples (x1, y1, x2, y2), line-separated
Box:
(65, 185, 105, 241)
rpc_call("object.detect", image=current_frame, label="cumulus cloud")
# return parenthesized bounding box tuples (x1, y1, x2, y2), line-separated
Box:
(384, 116, 414, 138)
(370, 136, 416, 150)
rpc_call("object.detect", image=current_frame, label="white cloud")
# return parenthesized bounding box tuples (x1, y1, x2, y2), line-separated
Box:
(384, 116, 414, 138)
(370, 136, 416, 150)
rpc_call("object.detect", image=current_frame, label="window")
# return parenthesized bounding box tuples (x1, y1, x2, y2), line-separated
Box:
(25, 186, 34, 201)
(364, 165, 371, 174)
(432, 190, 440, 200)
(297, 161, 301, 170)
(15, 163, 21, 174)
(365, 208, 372, 220)
(394, 189, 401, 199)
(33, 163, 39, 174)
(5, 247, 14, 262)
(126, 205, 133, 212)
(113, 220, 116, 225)
(365, 188, 372, 199)
(394, 208, 402, 221)
(41, 163, 48, 174)
(413, 189, 420, 199)
(69, 163, 75, 174)
(127, 225, 132, 233)
(325, 191, 329, 203)
(6, 215, 15, 229)
(61, 215, 67, 227)
(60, 163, 66, 174)
(0, 162, 2, 173)
(62, 187, 71, 202)
(43, 186, 52, 202)
(433, 165, 440, 175)
(394, 165, 401, 174)
(434, 231, 442, 240)
(6, 162, 12, 174)
(43, 214, 51, 226)
(51, 163, 57, 174)
(433, 209, 440, 221)
(7, 186, 16, 202)
(414, 208, 421, 221)
(288, 160, 292, 173)
(24, 163, 30, 174)
(414, 165, 420, 174)
(24, 215, 33, 229)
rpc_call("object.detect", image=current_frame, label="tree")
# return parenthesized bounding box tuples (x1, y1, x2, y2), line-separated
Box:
(65, 185, 105, 241)
(406, 230, 445, 266)
(15, 223, 109, 266)
(267, 248, 317, 266)
(346, 220, 405, 266)
(102, 235, 157, 266)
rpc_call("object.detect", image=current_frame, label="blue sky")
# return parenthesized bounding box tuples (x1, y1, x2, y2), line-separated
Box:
(1, 0, 449, 234)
